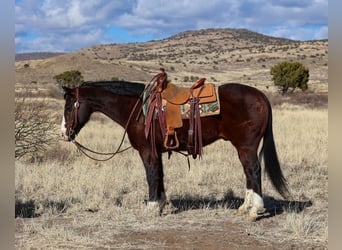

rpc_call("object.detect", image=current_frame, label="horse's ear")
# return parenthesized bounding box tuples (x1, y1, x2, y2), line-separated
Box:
(62, 86, 71, 93)
(62, 86, 74, 99)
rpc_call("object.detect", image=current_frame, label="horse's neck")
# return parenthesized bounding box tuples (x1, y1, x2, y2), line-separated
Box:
(89, 90, 138, 127)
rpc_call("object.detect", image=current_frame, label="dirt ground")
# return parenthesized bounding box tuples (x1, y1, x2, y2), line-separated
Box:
(15, 196, 325, 249)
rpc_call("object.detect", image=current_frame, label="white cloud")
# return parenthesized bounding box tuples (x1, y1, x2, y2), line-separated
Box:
(115, 0, 238, 33)
(313, 26, 328, 40)
(17, 28, 108, 52)
(15, 0, 130, 51)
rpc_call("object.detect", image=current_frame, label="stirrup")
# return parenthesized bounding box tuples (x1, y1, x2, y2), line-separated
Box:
(163, 131, 179, 150)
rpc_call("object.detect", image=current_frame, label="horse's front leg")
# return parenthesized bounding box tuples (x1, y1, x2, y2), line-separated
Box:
(139, 148, 167, 214)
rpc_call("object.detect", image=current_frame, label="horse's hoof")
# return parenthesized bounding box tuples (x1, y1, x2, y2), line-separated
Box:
(247, 214, 257, 222)
(246, 207, 266, 221)
(160, 201, 178, 215)
(145, 201, 162, 216)
(257, 207, 266, 214)
(236, 208, 248, 216)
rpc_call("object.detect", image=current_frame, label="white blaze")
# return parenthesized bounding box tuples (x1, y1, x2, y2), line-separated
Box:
(61, 115, 67, 140)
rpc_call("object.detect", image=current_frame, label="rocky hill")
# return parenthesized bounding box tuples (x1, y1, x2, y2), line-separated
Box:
(15, 28, 328, 93)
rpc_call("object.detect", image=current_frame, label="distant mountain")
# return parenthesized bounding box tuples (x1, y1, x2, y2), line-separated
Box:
(15, 52, 65, 61)
(15, 28, 328, 93)
(167, 28, 295, 43)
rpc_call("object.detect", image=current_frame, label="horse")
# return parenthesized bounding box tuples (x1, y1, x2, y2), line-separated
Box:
(61, 79, 289, 221)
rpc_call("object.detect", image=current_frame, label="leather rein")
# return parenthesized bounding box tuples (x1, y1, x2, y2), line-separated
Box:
(68, 72, 193, 166)
(69, 87, 140, 161)
(68, 72, 165, 161)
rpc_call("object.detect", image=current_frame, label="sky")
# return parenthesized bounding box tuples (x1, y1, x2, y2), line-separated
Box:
(15, 0, 328, 53)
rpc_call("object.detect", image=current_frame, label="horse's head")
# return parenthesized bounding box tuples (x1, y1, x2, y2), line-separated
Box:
(61, 86, 91, 141)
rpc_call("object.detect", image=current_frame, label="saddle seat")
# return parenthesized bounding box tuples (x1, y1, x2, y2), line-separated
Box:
(161, 78, 206, 105)
(161, 80, 217, 131)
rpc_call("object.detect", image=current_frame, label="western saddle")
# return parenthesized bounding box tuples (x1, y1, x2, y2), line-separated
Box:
(144, 68, 217, 158)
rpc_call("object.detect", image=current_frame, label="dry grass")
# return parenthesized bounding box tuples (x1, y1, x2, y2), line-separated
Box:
(15, 104, 328, 249)
(14, 28, 328, 249)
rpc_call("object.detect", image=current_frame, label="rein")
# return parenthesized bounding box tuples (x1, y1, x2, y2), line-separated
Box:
(69, 75, 160, 161)
(69, 71, 193, 166)
(69, 86, 143, 161)
(72, 139, 132, 161)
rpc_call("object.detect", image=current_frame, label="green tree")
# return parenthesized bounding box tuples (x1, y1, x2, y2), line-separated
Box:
(53, 70, 84, 88)
(270, 61, 309, 95)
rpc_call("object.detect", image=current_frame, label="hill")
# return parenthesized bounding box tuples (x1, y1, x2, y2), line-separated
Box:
(15, 52, 65, 61)
(15, 28, 328, 93)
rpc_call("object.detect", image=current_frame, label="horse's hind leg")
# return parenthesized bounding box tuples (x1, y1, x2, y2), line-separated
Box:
(236, 147, 266, 221)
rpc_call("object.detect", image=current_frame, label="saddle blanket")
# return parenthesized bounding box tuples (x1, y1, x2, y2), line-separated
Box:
(180, 97, 220, 119)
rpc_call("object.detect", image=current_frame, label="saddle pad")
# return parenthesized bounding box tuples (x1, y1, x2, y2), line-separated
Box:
(180, 100, 220, 119)
(142, 83, 153, 117)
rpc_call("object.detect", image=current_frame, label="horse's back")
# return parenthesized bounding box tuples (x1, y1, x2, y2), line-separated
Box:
(218, 83, 269, 112)
(219, 83, 266, 101)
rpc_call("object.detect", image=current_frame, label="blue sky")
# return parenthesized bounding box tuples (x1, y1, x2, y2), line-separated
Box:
(15, 0, 328, 53)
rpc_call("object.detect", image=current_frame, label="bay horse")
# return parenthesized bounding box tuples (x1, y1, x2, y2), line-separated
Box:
(61, 79, 289, 221)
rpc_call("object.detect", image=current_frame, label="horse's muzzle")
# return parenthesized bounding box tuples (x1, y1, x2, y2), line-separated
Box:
(61, 132, 71, 141)
(61, 129, 76, 142)
(67, 129, 76, 141)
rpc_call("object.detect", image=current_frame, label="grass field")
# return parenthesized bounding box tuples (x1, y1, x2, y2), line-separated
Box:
(15, 99, 328, 249)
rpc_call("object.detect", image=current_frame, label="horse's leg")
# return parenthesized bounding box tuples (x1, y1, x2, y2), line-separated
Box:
(236, 147, 266, 221)
(139, 149, 167, 214)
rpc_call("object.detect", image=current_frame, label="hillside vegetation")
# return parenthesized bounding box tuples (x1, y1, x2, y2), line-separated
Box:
(15, 28, 328, 94)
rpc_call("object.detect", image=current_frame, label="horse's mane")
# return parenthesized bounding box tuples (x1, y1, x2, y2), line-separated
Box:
(80, 81, 145, 97)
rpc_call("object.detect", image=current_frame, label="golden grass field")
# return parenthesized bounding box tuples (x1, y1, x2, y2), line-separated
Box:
(14, 28, 328, 249)
(15, 97, 328, 249)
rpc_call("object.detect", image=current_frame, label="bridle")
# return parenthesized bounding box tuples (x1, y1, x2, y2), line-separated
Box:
(67, 87, 80, 140)
(65, 72, 166, 160)
(66, 87, 134, 161)
(65, 70, 193, 165)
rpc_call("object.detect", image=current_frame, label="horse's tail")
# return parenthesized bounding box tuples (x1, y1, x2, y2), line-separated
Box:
(259, 96, 290, 199)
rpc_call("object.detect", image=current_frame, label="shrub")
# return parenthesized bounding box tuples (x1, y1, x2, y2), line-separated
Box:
(270, 61, 309, 95)
(15, 94, 58, 160)
(53, 70, 84, 88)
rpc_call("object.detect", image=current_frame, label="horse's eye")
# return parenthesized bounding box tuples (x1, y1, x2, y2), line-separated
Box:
(65, 104, 72, 112)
